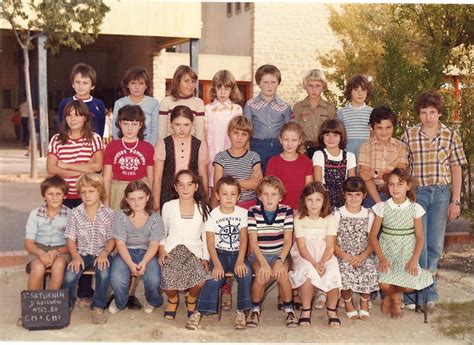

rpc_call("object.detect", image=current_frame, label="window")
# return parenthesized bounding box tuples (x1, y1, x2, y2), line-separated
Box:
(235, 2, 241, 14)
(226, 2, 232, 17)
(244, 2, 251, 11)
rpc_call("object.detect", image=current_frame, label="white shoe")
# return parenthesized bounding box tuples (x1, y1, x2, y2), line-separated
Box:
(108, 299, 120, 314)
(143, 300, 155, 314)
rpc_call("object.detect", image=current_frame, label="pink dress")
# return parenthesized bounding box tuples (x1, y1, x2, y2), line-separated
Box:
(289, 215, 342, 292)
(205, 99, 242, 186)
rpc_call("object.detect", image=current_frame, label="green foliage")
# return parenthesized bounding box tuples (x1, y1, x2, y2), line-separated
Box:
(1, 0, 110, 53)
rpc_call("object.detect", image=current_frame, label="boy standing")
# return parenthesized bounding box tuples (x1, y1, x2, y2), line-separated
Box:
(358, 106, 407, 207)
(401, 91, 466, 304)
(187, 176, 253, 330)
(247, 176, 298, 328)
(62, 173, 115, 324)
(57, 63, 106, 136)
(244, 65, 291, 173)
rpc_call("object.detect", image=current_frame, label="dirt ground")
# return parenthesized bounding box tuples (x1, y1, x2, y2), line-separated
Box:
(0, 260, 472, 345)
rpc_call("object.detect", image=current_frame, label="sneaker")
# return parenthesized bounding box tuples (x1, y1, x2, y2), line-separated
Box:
(185, 311, 202, 330)
(234, 310, 247, 330)
(246, 309, 260, 328)
(285, 310, 298, 328)
(143, 300, 155, 314)
(108, 299, 120, 314)
(92, 307, 107, 324)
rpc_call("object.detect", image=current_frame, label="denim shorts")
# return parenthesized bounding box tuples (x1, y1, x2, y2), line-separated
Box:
(248, 252, 281, 267)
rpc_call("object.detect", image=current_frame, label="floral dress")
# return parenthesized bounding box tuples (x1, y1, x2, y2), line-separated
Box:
(335, 206, 379, 293)
(322, 149, 347, 209)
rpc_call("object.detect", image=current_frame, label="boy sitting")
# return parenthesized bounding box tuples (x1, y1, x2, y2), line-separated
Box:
(62, 173, 115, 324)
(24, 175, 70, 290)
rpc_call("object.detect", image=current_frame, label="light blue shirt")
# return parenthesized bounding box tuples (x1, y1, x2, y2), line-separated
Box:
(112, 95, 160, 145)
(244, 94, 291, 139)
(25, 205, 69, 247)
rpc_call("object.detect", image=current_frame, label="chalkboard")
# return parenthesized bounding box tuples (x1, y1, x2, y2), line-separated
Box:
(21, 289, 70, 330)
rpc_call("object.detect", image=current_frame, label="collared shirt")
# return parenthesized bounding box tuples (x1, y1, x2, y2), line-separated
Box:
(243, 94, 291, 139)
(25, 205, 69, 247)
(293, 97, 336, 142)
(358, 137, 408, 184)
(64, 203, 115, 256)
(401, 123, 466, 186)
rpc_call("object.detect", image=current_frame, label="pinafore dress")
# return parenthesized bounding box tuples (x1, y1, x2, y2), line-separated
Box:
(322, 149, 347, 209)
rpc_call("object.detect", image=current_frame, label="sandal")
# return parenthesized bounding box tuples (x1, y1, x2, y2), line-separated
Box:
(164, 297, 180, 320)
(343, 297, 359, 320)
(326, 307, 341, 328)
(358, 296, 370, 320)
(298, 308, 312, 326)
(185, 294, 198, 318)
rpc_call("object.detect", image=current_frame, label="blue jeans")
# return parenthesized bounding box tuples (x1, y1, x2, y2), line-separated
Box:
(110, 249, 163, 310)
(405, 184, 449, 303)
(62, 254, 111, 308)
(197, 250, 253, 314)
(250, 138, 282, 174)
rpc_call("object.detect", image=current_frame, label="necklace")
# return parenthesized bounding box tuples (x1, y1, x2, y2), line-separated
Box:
(122, 138, 139, 152)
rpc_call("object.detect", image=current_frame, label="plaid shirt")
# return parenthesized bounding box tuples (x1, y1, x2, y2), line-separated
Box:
(358, 137, 408, 184)
(401, 123, 467, 186)
(64, 203, 114, 256)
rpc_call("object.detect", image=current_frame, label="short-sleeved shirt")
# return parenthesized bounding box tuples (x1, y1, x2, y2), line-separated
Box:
(266, 154, 313, 209)
(104, 139, 154, 181)
(372, 198, 425, 218)
(48, 133, 104, 199)
(205, 206, 248, 252)
(334, 206, 374, 234)
(58, 96, 106, 137)
(155, 135, 209, 173)
(112, 210, 165, 250)
(401, 123, 467, 186)
(358, 137, 408, 185)
(294, 214, 337, 239)
(247, 204, 293, 256)
(213, 150, 261, 202)
(64, 203, 114, 256)
(337, 103, 373, 140)
(292, 97, 336, 143)
(244, 94, 291, 139)
(25, 205, 69, 247)
(312, 148, 357, 183)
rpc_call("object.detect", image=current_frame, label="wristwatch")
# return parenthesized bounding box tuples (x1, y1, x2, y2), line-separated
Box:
(277, 256, 285, 262)
(452, 200, 461, 206)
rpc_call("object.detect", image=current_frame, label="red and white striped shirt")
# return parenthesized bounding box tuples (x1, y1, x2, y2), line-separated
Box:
(48, 133, 103, 199)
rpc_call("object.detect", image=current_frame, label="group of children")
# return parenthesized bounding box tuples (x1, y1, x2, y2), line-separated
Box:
(23, 61, 466, 331)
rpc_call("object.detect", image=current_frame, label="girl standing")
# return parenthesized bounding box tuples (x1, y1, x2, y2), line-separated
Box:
(158, 170, 210, 328)
(112, 67, 160, 145)
(47, 100, 103, 209)
(109, 180, 165, 314)
(103, 105, 154, 210)
(205, 70, 243, 207)
(158, 65, 205, 141)
(334, 177, 378, 321)
(312, 119, 356, 209)
(369, 168, 433, 319)
(266, 122, 313, 210)
(152, 106, 209, 210)
(288, 182, 342, 328)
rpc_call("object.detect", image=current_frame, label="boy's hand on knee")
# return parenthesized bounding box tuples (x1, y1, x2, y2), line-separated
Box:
(272, 261, 287, 280)
(258, 263, 272, 282)
(68, 256, 84, 273)
(136, 261, 146, 275)
(94, 252, 110, 271)
(212, 263, 224, 281)
(234, 261, 248, 278)
(39, 251, 51, 267)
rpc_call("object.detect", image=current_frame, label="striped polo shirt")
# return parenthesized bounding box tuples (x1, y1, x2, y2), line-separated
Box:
(48, 133, 104, 199)
(337, 103, 373, 140)
(213, 149, 261, 202)
(247, 204, 293, 256)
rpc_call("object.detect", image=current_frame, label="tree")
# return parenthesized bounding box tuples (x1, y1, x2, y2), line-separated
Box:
(1, 0, 110, 178)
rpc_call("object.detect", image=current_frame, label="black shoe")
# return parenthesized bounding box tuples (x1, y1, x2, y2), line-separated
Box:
(127, 295, 142, 310)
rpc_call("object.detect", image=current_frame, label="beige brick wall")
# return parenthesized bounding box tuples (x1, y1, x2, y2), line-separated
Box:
(252, 3, 341, 106)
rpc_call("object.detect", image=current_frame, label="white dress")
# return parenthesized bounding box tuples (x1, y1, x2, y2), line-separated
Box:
(289, 215, 342, 292)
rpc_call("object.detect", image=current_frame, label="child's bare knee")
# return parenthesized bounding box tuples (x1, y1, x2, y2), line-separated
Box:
(30, 260, 46, 275)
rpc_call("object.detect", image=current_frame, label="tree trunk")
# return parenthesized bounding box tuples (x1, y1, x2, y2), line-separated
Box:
(22, 46, 38, 179)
